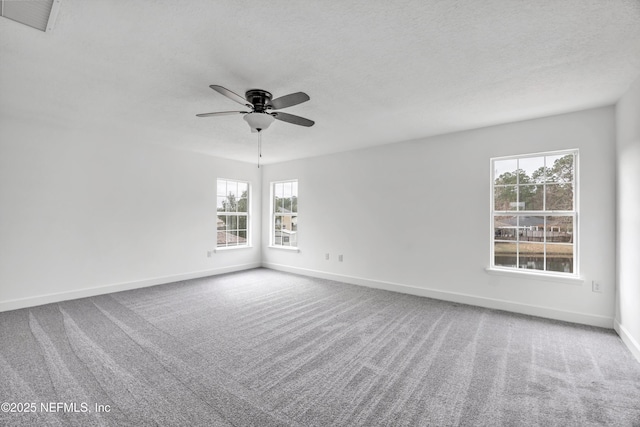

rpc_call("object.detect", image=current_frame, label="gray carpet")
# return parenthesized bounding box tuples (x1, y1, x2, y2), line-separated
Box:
(1, 268, 639, 426)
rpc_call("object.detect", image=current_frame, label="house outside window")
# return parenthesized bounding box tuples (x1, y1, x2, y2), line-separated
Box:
(217, 178, 249, 248)
(272, 180, 298, 248)
(491, 150, 578, 275)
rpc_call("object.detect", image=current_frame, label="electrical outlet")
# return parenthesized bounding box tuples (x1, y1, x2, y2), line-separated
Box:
(325, 253, 330, 260)
(592, 281, 602, 293)
(338, 254, 343, 262)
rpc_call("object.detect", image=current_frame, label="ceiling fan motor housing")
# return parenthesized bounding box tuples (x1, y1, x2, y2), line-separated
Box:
(197, 85, 314, 129)
(245, 89, 272, 112)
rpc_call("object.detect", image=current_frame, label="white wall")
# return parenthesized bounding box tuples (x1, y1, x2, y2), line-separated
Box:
(262, 107, 616, 328)
(1, 105, 621, 332)
(615, 75, 640, 361)
(0, 117, 261, 311)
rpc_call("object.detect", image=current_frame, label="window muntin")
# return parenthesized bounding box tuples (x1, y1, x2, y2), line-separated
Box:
(491, 150, 577, 275)
(216, 179, 249, 248)
(272, 180, 298, 248)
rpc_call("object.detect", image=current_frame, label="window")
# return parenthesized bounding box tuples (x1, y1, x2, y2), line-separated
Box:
(272, 180, 298, 248)
(216, 178, 249, 248)
(491, 150, 577, 275)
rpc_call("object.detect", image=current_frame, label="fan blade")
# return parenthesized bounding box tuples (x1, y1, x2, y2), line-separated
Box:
(209, 85, 253, 108)
(196, 111, 248, 117)
(270, 92, 310, 110)
(272, 112, 315, 127)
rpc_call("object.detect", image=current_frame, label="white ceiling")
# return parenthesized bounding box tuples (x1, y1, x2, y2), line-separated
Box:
(2, 0, 640, 164)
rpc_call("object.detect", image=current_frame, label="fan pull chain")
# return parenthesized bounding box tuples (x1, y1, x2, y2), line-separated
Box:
(257, 130, 262, 168)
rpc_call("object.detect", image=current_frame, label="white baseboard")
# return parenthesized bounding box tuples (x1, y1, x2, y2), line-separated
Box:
(263, 263, 614, 329)
(0, 262, 261, 313)
(614, 320, 640, 363)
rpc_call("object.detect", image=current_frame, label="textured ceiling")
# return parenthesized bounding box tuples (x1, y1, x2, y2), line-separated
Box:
(2, 0, 640, 164)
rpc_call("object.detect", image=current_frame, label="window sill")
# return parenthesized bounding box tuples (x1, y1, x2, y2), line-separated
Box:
(214, 245, 252, 253)
(268, 245, 300, 253)
(485, 267, 584, 285)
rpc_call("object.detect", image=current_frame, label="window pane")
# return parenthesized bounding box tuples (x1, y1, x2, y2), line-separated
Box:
(224, 196, 234, 212)
(546, 183, 573, 210)
(238, 182, 248, 198)
(217, 230, 226, 247)
(519, 242, 544, 270)
(226, 182, 238, 212)
(494, 242, 517, 267)
(280, 216, 290, 231)
(546, 243, 573, 273)
(518, 156, 544, 184)
(283, 181, 293, 198)
(494, 159, 518, 185)
(274, 183, 283, 212)
(494, 216, 517, 241)
(227, 229, 245, 246)
(274, 182, 286, 212)
(546, 154, 574, 183)
(290, 215, 297, 232)
(545, 216, 574, 273)
(546, 216, 573, 243)
(238, 215, 247, 230)
(519, 185, 543, 210)
(220, 193, 235, 212)
(283, 182, 291, 212)
(238, 197, 247, 213)
(227, 216, 238, 230)
(494, 186, 518, 211)
(518, 216, 544, 243)
(274, 216, 282, 245)
(219, 215, 226, 230)
(217, 197, 226, 212)
(291, 181, 298, 213)
(227, 181, 238, 198)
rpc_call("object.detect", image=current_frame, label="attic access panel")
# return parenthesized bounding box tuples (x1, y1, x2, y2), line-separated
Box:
(1, 0, 60, 32)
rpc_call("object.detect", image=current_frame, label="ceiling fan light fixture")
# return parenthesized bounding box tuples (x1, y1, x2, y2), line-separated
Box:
(243, 112, 275, 133)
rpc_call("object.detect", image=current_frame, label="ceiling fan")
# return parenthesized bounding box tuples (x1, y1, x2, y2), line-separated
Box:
(197, 85, 314, 132)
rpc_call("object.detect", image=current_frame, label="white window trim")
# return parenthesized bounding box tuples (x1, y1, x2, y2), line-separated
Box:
(214, 245, 253, 253)
(489, 149, 580, 278)
(267, 245, 300, 253)
(216, 178, 250, 249)
(485, 266, 584, 284)
(270, 179, 298, 249)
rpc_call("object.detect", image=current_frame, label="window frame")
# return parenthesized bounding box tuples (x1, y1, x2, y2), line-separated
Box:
(489, 149, 579, 278)
(270, 179, 298, 249)
(216, 178, 250, 249)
